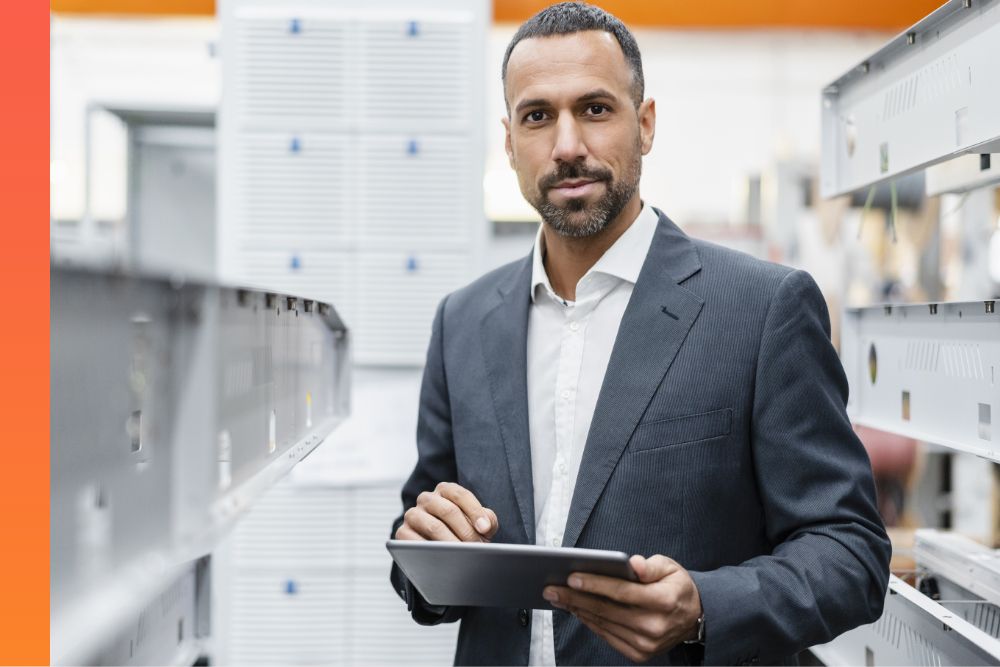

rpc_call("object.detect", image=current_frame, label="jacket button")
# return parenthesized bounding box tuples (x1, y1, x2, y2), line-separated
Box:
(518, 609, 529, 627)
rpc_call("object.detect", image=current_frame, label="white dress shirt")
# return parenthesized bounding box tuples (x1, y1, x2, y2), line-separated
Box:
(526, 204, 660, 666)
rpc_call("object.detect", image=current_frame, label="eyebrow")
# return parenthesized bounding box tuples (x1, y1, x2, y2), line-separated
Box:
(513, 88, 620, 115)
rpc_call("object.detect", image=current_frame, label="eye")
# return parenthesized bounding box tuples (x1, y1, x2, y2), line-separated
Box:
(524, 110, 547, 123)
(586, 104, 609, 116)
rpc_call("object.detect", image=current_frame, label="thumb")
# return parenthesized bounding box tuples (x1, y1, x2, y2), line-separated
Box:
(482, 508, 499, 539)
(631, 554, 678, 583)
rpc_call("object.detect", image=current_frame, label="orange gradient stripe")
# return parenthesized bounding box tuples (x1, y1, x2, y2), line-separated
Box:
(495, 0, 943, 28)
(0, 1, 49, 664)
(52, 0, 941, 29)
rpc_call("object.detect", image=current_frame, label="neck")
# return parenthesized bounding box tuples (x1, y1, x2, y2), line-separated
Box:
(542, 194, 642, 301)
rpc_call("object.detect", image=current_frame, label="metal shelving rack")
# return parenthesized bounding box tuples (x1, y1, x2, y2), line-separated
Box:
(50, 266, 350, 665)
(813, 1, 1000, 664)
(841, 300, 999, 462)
(820, 0, 1000, 199)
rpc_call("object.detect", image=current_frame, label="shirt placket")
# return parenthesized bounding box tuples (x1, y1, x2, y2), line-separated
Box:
(543, 299, 588, 664)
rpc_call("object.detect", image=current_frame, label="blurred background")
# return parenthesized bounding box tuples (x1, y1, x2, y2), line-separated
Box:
(50, 0, 1000, 664)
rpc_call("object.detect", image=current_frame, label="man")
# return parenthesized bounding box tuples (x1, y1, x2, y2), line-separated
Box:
(390, 3, 891, 665)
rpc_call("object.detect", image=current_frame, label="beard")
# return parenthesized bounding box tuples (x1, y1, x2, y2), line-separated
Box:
(531, 144, 642, 239)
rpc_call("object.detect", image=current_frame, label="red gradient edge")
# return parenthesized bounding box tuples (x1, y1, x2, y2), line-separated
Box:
(0, 0, 51, 664)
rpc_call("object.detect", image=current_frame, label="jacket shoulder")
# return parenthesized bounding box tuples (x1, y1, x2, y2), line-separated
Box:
(692, 237, 793, 285)
(685, 236, 829, 338)
(440, 255, 528, 319)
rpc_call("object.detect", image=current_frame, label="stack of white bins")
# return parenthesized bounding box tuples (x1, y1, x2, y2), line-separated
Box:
(218, 0, 489, 365)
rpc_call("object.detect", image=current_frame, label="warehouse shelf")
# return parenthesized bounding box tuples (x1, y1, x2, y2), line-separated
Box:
(840, 300, 999, 463)
(820, 0, 1000, 198)
(811, 574, 1000, 665)
(915, 529, 1000, 609)
(50, 265, 350, 665)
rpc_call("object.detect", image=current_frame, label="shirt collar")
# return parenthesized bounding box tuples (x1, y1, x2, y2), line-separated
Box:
(530, 203, 659, 304)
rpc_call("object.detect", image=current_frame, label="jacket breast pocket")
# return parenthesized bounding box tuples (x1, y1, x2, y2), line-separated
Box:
(628, 408, 733, 453)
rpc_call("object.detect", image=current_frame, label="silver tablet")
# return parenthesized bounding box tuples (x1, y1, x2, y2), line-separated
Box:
(386, 540, 638, 610)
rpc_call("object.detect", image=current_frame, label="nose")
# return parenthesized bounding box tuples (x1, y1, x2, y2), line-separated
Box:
(550, 111, 588, 164)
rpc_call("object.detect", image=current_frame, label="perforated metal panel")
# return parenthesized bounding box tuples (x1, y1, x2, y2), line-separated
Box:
(820, 0, 1000, 197)
(840, 300, 1000, 462)
(226, 482, 458, 665)
(811, 575, 1000, 665)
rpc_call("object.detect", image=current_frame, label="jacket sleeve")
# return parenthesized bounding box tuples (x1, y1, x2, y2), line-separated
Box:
(389, 295, 465, 625)
(688, 269, 891, 665)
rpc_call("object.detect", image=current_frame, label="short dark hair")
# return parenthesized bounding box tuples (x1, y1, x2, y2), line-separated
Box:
(502, 2, 645, 109)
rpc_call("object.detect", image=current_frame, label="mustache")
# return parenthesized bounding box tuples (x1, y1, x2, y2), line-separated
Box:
(539, 162, 613, 192)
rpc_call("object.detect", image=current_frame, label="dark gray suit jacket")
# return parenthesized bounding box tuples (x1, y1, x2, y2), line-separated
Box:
(390, 209, 891, 666)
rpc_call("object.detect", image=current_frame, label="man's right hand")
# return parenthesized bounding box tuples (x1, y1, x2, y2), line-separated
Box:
(395, 482, 499, 542)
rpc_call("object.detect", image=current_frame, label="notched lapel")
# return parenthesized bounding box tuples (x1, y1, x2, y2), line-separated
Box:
(480, 257, 535, 544)
(563, 213, 704, 548)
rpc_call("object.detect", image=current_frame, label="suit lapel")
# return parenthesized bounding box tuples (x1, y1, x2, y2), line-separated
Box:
(563, 212, 704, 548)
(480, 255, 535, 544)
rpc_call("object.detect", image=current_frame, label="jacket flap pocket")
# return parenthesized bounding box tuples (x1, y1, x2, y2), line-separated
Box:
(630, 408, 733, 453)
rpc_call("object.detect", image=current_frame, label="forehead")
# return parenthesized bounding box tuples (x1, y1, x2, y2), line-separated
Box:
(505, 31, 632, 104)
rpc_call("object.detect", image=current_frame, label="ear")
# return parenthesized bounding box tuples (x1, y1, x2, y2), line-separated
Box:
(638, 98, 656, 155)
(501, 115, 515, 168)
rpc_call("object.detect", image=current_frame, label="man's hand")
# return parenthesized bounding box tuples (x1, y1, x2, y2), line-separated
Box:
(543, 554, 703, 663)
(395, 482, 499, 542)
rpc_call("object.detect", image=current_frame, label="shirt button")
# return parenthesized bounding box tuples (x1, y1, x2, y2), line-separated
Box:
(569, 321, 579, 332)
(551, 537, 559, 546)
(559, 462, 567, 474)
(560, 390, 570, 400)
(518, 608, 529, 627)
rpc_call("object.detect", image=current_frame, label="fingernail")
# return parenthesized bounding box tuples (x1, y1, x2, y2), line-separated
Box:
(568, 575, 582, 589)
(543, 589, 558, 602)
(475, 517, 490, 533)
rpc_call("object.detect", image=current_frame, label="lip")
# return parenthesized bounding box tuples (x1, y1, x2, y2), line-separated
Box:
(550, 179, 601, 198)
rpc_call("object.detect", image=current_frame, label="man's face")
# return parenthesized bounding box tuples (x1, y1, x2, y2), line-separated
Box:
(503, 31, 655, 238)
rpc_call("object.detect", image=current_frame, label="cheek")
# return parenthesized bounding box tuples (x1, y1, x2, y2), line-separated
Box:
(583, 123, 637, 167)
(515, 169, 534, 195)
(510, 141, 546, 186)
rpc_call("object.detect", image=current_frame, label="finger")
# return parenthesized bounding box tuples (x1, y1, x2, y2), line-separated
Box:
(564, 591, 672, 642)
(573, 606, 663, 655)
(578, 614, 649, 664)
(394, 524, 425, 541)
(436, 482, 496, 537)
(404, 506, 461, 542)
(567, 571, 652, 607)
(547, 586, 641, 630)
(420, 491, 482, 542)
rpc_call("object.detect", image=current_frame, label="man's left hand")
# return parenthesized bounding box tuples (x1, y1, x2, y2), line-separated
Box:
(543, 554, 703, 663)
